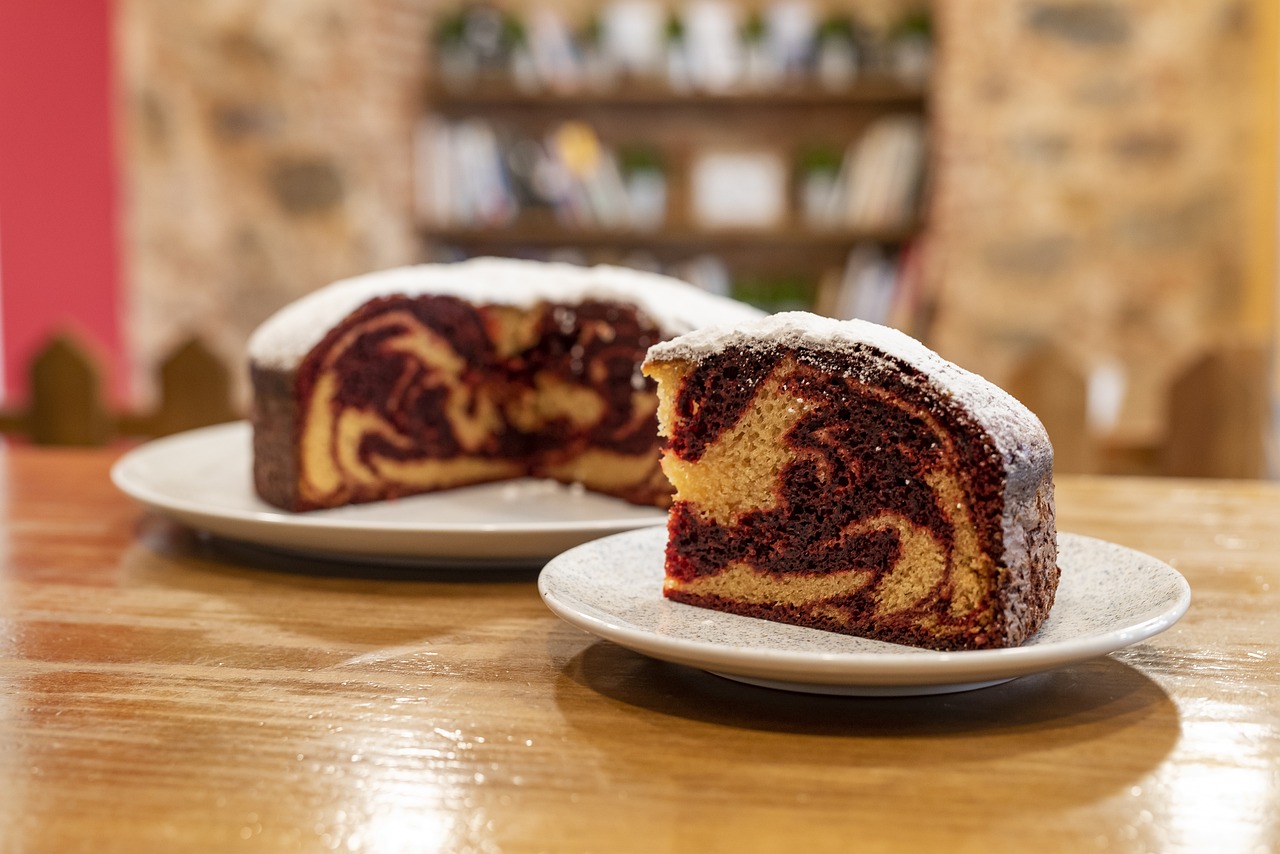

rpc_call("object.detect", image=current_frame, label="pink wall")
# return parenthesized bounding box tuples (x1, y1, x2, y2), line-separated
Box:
(0, 0, 125, 406)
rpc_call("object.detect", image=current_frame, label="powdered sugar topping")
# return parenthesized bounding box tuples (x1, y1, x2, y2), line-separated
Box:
(248, 257, 764, 369)
(646, 311, 1051, 468)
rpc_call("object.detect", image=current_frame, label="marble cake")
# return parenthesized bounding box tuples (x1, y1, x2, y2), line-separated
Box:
(248, 257, 764, 512)
(643, 312, 1059, 651)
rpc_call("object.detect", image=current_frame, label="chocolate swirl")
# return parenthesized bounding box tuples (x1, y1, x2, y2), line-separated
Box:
(287, 294, 665, 508)
(662, 346, 1011, 648)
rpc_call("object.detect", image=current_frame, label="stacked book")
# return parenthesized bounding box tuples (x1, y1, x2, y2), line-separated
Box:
(806, 115, 927, 232)
(415, 117, 660, 231)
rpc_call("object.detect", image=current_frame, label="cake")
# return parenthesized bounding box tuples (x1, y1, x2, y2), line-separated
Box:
(642, 312, 1058, 651)
(247, 257, 764, 511)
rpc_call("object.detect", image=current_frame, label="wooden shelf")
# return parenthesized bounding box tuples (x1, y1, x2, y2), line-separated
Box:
(420, 223, 924, 284)
(428, 78, 928, 111)
(423, 223, 921, 250)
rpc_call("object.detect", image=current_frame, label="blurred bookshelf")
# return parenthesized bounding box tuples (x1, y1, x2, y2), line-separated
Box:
(414, 2, 933, 322)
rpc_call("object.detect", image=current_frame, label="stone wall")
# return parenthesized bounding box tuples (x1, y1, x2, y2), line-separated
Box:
(929, 0, 1274, 452)
(118, 0, 435, 406)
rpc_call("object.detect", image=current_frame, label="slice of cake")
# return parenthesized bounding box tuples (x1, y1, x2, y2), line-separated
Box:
(642, 312, 1058, 651)
(248, 257, 764, 511)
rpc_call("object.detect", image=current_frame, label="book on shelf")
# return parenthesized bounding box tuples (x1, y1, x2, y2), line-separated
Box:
(415, 115, 653, 231)
(545, 121, 632, 230)
(832, 115, 926, 231)
(815, 238, 927, 333)
(414, 115, 517, 228)
(832, 243, 897, 322)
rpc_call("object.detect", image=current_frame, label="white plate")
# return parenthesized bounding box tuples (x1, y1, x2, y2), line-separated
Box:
(538, 527, 1191, 695)
(111, 422, 667, 567)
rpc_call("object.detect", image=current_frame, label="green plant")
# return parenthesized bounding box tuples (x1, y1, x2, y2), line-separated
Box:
(501, 12, 527, 48)
(817, 15, 856, 43)
(434, 12, 467, 46)
(618, 145, 665, 176)
(891, 11, 932, 40)
(797, 146, 843, 176)
(665, 11, 685, 43)
(580, 13, 602, 47)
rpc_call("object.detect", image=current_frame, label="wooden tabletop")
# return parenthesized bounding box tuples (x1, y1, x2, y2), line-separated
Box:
(1, 444, 1277, 853)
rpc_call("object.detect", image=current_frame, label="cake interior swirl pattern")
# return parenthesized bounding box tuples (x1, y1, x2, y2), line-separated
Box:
(643, 313, 1059, 651)
(247, 258, 763, 511)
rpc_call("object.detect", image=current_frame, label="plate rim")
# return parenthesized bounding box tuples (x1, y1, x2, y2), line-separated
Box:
(110, 421, 668, 563)
(538, 527, 1191, 690)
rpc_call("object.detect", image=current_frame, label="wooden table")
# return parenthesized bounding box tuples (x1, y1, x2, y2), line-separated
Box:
(1, 444, 1277, 853)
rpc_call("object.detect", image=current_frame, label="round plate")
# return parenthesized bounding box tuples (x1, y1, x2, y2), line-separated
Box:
(111, 422, 667, 568)
(538, 527, 1191, 695)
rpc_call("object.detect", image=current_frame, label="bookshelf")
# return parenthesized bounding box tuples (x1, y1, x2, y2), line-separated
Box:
(415, 7, 933, 316)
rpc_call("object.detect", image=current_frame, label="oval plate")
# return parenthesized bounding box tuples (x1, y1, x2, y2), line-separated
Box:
(112, 422, 667, 568)
(538, 527, 1191, 695)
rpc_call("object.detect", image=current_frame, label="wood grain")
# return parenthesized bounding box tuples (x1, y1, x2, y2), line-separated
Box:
(0, 446, 1277, 853)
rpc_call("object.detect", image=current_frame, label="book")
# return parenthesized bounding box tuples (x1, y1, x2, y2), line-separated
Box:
(837, 115, 925, 230)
